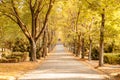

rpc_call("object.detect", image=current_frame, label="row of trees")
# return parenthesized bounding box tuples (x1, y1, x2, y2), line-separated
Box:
(0, 0, 120, 65)
(0, 0, 58, 61)
(61, 0, 120, 66)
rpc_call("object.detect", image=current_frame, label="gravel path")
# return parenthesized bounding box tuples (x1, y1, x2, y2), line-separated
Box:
(18, 44, 107, 80)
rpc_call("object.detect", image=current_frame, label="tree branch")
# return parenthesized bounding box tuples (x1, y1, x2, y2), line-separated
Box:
(84, 0, 92, 5)
(10, 0, 31, 40)
(76, 6, 80, 32)
(3, 13, 17, 23)
(33, 0, 38, 10)
(36, 0, 54, 40)
(29, 0, 34, 13)
(34, 1, 45, 18)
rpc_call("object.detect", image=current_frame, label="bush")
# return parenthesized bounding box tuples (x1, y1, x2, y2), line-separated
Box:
(0, 52, 28, 63)
(104, 53, 120, 64)
(0, 58, 8, 63)
(2, 50, 12, 57)
(91, 47, 99, 60)
(11, 52, 28, 62)
(12, 38, 30, 52)
(104, 44, 113, 53)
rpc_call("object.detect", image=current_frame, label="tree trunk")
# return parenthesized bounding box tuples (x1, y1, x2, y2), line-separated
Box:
(99, 9, 105, 67)
(47, 29, 54, 53)
(81, 37, 85, 59)
(88, 36, 92, 61)
(76, 34, 81, 56)
(43, 30, 47, 58)
(73, 39, 76, 54)
(29, 39, 37, 61)
(48, 30, 51, 52)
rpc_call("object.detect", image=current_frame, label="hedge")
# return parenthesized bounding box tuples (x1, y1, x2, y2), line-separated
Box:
(104, 53, 120, 64)
(0, 52, 28, 63)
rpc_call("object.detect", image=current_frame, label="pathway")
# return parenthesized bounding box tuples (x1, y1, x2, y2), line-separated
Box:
(18, 44, 107, 80)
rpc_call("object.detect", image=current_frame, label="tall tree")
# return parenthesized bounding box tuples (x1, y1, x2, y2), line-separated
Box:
(0, 0, 55, 61)
(84, 0, 118, 66)
(99, 8, 105, 66)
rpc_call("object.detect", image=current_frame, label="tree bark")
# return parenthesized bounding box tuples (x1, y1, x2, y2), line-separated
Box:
(99, 9, 105, 67)
(47, 29, 53, 52)
(73, 38, 76, 54)
(88, 36, 92, 61)
(48, 33, 52, 52)
(76, 34, 81, 56)
(42, 29, 47, 58)
(29, 39, 37, 61)
(81, 37, 85, 59)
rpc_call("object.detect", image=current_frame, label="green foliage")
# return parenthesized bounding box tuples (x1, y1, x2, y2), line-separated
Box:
(91, 47, 99, 60)
(12, 38, 29, 52)
(104, 44, 113, 53)
(0, 52, 28, 63)
(0, 0, 120, 62)
(104, 53, 120, 64)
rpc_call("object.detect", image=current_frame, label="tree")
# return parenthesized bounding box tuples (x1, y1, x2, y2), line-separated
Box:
(84, 0, 119, 66)
(0, 0, 55, 61)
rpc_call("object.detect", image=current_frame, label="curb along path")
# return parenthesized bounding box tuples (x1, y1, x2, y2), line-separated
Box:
(18, 44, 107, 80)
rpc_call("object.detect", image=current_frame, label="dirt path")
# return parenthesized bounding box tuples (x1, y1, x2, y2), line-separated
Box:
(18, 44, 107, 80)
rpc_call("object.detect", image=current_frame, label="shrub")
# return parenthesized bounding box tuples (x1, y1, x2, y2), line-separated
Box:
(0, 58, 8, 63)
(91, 47, 99, 60)
(14, 56, 21, 62)
(0, 52, 28, 63)
(104, 44, 113, 53)
(104, 53, 120, 64)
(12, 38, 30, 52)
(12, 52, 28, 62)
(2, 50, 12, 57)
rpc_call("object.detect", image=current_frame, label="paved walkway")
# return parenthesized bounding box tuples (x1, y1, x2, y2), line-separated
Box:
(18, 44, 107, 80)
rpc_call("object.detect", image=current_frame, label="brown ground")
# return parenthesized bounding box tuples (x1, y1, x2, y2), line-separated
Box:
(0, 60, 43, 80)
(0, 48, 55, 80)
(83, 60, 120, 80)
